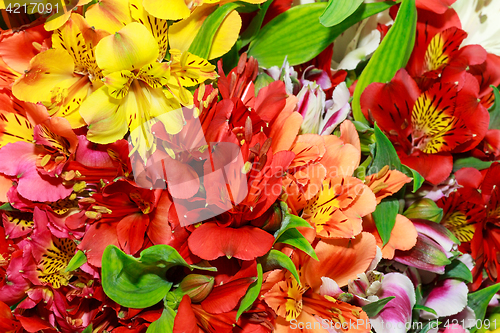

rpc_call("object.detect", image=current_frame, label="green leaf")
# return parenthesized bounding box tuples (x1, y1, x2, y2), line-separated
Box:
(275, 228, 318, 260)
(63, 250, 87, 273)
(102, 245, 215, 308)
(401, 165, 425, 193)
(372, 197, 399, 246)
(248, 1, 394, 68)
(240, 0, 273, 48)
(82, 324, 93, 333)
(260, 249, 300, 285)
(0, 203, 16, 211)
(368, 124, 402, 174)
(439, 260, 473, 283)
(273, 202, 312, 241)
(489, 85, 500, 130)
(453, 156, 495, 172)
(236, 262, 263, 321)
(146, 306, 176, 333)
(188, 3, 240, 59)
(319, 0, 364, 27)
(352, 0, 417, 124)
(468, 283, 500, 324)
(414, 304, 437, 316)
(362, 296, 395, 317)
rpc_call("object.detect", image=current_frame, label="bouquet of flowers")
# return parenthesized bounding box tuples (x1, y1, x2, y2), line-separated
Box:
(0, 0, 499, 332)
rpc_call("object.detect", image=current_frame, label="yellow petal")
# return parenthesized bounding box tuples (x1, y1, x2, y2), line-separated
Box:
(48, 75, 91, 128)
(0, 112, 34, 148)
(52, 14, 99, 78)
(95, 22, 159, 74)
(102, 70, 134, 99)
(45, 10, 72, 31)
(208, 10, 241, 60)
(170, 50, 217, 87)
(138, 62, 170, 89)
(143, 0, 190, 21)
(12, 48, 79, 104)
(79, 86, 128, 144)
(129, 0, 169, 60)
(168, 5, 214, 53)
(85, 0, 132, 34)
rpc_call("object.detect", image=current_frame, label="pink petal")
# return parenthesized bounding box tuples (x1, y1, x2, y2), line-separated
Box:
(421, 279, 468, 320)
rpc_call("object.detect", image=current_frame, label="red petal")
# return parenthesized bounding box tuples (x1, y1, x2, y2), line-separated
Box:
(415, 0, 456, 14)
(174, 295, 201, 333)
(399, 152, 453, 185)
(78, 222, 119, 267)
(17, 316, 53, 332)
(188, 224, 275, 260)
(201, 277, 255, 314)
(254, 81, 287, 123)
(116, 214, 149, 255)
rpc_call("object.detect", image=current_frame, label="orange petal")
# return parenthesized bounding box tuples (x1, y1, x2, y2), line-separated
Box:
(269, 95, 301, 153)
(340, 119, 361, 152)
(303, 232, 377, 291)
(364, 167, 412, 203)
(321, 135, 360, 178)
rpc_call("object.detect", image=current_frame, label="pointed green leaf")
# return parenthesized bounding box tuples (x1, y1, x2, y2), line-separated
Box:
(275, 228, 318, 260)
(248, 1, 395, 68)
(352, 0, 417, 124)
(372, 197, 399, 246)
(439, 260, 473, 283)
(319, 0, 364, 27)
(401, 165, 425, 193)
(468, 283, 500, 324)
(188, 3, 240, 59)
(273, 202, 312, 241)
(0, 203, 16, 211)
(260, 249, 300, 285)
(368, 124, 402, 175)
(146, 306, 176, 333)
(63, 250, 87, 273)
(101, 245, 215, 308)
(236, 262, 263, 321)
(453, 156, 495, 172)
(82, 324, 93, 333)
(413, 304, 437, 316)
(489, 85, 500, 130)
(240, 0, 273, 48)
(362, 296, 395, 317)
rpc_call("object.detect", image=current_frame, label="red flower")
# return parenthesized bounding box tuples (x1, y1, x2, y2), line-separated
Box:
(361, 69, 488, 184)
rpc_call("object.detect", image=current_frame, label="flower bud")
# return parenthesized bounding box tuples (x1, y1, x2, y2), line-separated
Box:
(404, 199, 443, 223)
(178, 274, 215, 303)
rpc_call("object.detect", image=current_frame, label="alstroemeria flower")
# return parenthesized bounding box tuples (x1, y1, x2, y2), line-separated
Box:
(261, 243, 373, 333)
(13, 13, 106, 128)
(79, 21, 216, 160)
(361, 68, 489, 184)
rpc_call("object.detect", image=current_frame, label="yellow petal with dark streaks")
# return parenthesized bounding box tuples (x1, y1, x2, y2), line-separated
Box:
(95, 22, 158, 74)
(12, 48, 79, 105)
(85, 0, 132, 34)
(170, 50, 217, 87)
(138, 62, 170, 89)
(0, 112, 34, 148)
(208, 10, 241, 60)
(129, 0, 169, 61)
(143, 0, 190, 21)
(102, 70, 134, 99)
(79, 85, 128, 144)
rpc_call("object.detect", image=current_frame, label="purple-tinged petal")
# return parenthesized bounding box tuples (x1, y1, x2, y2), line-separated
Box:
(421, 279, 468, 320)
(320, 82, 351, 135)
(394, 234, 451, 274)
(448, 306, 476, 329)
(412, 219, 459, 255)
(370, 273, 416, 333)
(319, 277, 343, 298)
